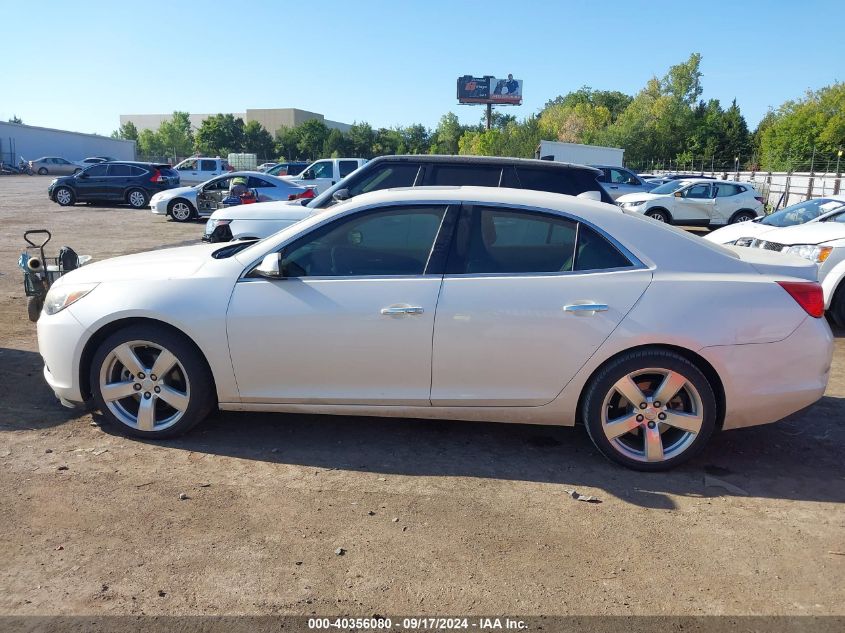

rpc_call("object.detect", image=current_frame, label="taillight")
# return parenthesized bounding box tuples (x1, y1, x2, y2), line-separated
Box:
(288, 188, 316, 201)
(777, 281, 825, 318)
(150, 169, 162, 183)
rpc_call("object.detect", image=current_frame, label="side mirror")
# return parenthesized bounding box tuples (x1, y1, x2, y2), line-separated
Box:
(254, 253, 283, 278)
(674, 191, 683, 198)
(302, 169, 314, 180)
(332, 188, 350, 202)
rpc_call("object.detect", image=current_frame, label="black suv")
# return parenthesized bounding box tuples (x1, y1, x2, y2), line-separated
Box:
(48, 161, 180, 209)
(308, 155, 613, 210)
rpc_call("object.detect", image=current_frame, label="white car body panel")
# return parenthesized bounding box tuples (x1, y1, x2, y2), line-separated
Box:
(705, 220, 779, 244)
(204, 200, 313, 240)
(37, 187, 832, 437)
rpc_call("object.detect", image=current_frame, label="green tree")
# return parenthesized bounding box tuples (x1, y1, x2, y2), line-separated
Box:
(275, 126, 301, 160)
(401, 124, 430, 154)
(8, 115, 22, 124)
(157, 111, 194, 159)
(296, 119, 330, 160)
(137, 128, 166, 157)
(112, 120, 139, 141)
(544, 87, 632, 122)
(243, 120, 275, 159)
(323, 128, 348, 158)
(346, 122, 375, 157)
(430, 113, 466, 154)
(194, 114, 245, 156)
(758, 83, 845, 170)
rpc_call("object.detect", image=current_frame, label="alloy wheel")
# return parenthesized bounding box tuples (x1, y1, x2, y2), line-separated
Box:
(171, 201, 192, 221)
(55, 188, 73, 205)
(600, 367, 704, 463)
(128, 190, 147, 208)
(98, 340, 191, 432)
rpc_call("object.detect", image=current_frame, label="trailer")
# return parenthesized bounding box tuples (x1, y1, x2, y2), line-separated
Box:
(535, 141, 624, 167)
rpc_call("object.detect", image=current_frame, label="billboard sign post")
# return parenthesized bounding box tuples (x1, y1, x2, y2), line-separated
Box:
(457, 74, 523, 129)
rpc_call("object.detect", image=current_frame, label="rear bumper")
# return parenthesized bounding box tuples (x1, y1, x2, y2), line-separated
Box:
(702, 316, 833, 430)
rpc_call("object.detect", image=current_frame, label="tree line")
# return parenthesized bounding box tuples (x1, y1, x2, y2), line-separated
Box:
(112, 54, 845, 172)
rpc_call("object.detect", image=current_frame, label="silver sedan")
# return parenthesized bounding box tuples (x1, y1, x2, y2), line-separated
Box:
(149, 171, 308, 222)
(29, 156, 81, 176)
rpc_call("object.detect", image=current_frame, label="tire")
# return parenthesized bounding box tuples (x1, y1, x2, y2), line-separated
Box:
(581, 349, 717, 471)
(829, 284, 845, 328)
(27, 296, 43, 322)
(89, 324, 216, 439)
(38, 167, 48, 175)
(54, 186, 75, 206)
(168, 198, 195, 222)
(645, 208, 670, 223)
(126, 188, 149, 209)
(730, 210, 757, 224)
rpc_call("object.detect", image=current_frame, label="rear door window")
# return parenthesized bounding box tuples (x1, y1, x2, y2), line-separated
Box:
(515, 167, 577, 196)
(107, 164, 131, 177)
(129, 166, 148, 177)
(200, 160, 218, 171)
(339, 160, 360, 178)
(429, 164, 502, 187)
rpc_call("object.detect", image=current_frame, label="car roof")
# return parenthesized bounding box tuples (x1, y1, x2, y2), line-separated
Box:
(368, 154, 601, 174)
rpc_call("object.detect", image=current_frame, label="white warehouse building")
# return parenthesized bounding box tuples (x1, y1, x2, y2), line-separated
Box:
(0, 121, 136, 165)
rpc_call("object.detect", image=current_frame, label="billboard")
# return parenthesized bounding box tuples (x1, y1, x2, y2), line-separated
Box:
(457, 75, 522, 105)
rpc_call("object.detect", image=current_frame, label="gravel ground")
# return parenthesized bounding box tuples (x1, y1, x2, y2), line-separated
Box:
(0, 175, 843, 617)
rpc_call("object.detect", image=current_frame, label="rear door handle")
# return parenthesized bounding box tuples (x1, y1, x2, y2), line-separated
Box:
(381, 305, 424, 315)
(563, 303, 608, 314)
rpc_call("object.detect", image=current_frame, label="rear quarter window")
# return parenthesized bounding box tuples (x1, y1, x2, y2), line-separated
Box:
(429, 164, 502, 187)
(515, 167, 577, 195)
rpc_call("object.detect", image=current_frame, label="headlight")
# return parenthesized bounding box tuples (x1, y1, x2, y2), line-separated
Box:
(43, 282, 98, 316)
(733, 237, 755, 247)
(783, 244, 833, 264)
(623, 200, 645, 208)
(206, 219, 231, 231)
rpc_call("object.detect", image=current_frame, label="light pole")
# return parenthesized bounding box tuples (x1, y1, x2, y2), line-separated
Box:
(734, 156, 739, 180)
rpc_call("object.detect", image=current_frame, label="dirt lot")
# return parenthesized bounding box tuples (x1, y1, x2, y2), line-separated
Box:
(0, 176, 843, 617)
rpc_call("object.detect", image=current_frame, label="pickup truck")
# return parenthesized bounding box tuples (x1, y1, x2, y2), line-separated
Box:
(173, 157, 232, 185)
(283, 158, 368, 195)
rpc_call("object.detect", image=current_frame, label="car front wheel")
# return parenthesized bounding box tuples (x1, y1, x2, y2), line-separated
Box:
(38, 167, 48, 175)
(90, 325, 215, 438)
(645, 209, 670, 223)
(168, 199, 195, 222)
(582, 349, 717, 471)
(54, 186, 75, 206)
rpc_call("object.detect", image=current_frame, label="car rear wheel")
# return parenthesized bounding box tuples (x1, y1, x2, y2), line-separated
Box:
(730, 210, 757, 224)
(582, 349, 717, 471)
(90, 325, 215, 439)
(168, 199, 195, 222)
(38, 167, 48, 175)
(645, 208, 670, 223)
(126, 188, 149, 209)
(829, 284, 845, 328)
(54, 186, 75, 206)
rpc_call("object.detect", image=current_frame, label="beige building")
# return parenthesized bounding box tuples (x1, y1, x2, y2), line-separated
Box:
(119, 108, 351, 134)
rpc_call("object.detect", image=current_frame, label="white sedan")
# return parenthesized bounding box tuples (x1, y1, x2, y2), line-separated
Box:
(618, 179, 763, 227)
(149, 171, 309, 222)
(37, 187, 832, 471)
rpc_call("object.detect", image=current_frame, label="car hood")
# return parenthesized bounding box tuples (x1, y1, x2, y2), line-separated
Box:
(616, 192, 662, 203)
(723, 244, 818, 281)
(54, 244, 219, 286)
(153, 186, 197, 199)
(704, 220, 777, 244)
(752, 222, 845, 246)
(208, 200, 314, 221)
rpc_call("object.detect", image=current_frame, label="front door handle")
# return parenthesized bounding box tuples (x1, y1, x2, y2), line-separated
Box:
(381, 305, 424, 316)
(563, 303, 609, 315)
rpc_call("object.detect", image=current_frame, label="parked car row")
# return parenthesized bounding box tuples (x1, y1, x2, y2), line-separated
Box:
(48, 162, 181, 208)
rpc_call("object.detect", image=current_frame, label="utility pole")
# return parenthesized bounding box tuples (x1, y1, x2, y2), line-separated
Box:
(486, 103, 493, 131)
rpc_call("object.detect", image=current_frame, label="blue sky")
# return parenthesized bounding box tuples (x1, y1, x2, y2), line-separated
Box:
(2, 0, 841, 136)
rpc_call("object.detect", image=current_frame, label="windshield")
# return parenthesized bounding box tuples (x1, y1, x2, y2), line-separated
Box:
(762, 198, 845, 227)
(650, 180, 688, 195)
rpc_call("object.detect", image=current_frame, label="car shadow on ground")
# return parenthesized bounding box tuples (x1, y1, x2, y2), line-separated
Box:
(4, 344, 844, 510)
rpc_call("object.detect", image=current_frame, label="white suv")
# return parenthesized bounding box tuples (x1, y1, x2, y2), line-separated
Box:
(173, 157, 231, 185)
(617, 179, 763, 228)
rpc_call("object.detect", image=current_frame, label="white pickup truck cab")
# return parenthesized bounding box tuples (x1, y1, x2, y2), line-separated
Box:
(284, 158, 367, 195)
(173, 157, 231, 185)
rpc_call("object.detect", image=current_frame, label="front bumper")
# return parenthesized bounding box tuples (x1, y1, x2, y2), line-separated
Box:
(150, 197, 169, 215)
(703, 315, 833, 430)
(37, 305, 89, 404)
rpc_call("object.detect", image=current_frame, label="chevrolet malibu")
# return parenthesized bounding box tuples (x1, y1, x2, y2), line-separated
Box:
(37, 187, 832, 471)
